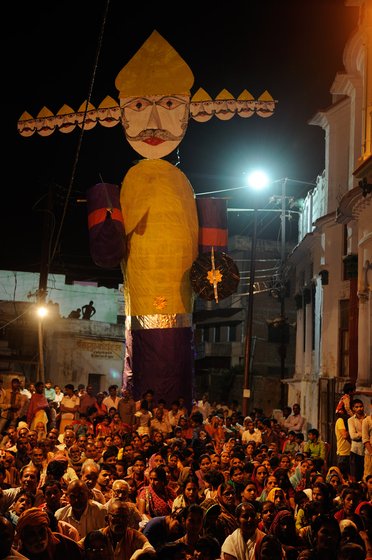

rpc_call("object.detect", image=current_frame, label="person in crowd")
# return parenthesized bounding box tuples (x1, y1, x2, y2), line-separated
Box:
(89, 392, 108, 430)
(53, 385, 64, 409)
(172, 474, 200, 510)
(335, 383, 356, 421)
(175, 503, 205, 556)
(150, 408, 172, 438)
(269, 509, 304, 560)
(110, 411, 130, 437)
(125, 454, 148, 495)
(142, 507, 184, 548)
(0, 464, 41, 514)
(1, 448, 20, 487)
(258, 533, 285, 560)
(266, 487, 288, 512)
(257, 500, 277, 534)
(251, 464, 269, 496)
(272, 467, 296, 511)
(311, 481, 335, 514)
(54, 479, 106, 539)
(334, 488, 363, 528)
(5, 489, 35, 527)
(355, 501, 372, 557)
(0, 513, 29, 559)
(168, 400, 183, 430)
(283, 404, 306, 435)
(0, 426, 18, 451)
(241, 419, 263, 446)
(296, 499, 323, 545)
(95, 463, 114, 503)
(290, 459, 312, 492)
(83, 530, 113, 560)
(104, 479, 143, 529)
(134, 400, 153, 436)
(194, 453, 212, 495)
(347, 399, 366, 483)
(229, 465, 248, 502)
(117, 388, 136, 428)
(207, 482, 239, 546)
(15, 507, 83, 560)
(221, 501, 266, 560)
(138, 465, 176, 519)
(194, 535, 221, 560)
(78, 385, 96, 418)
(40, 478, 80, 541)
(258, 473, 278, 502)
(80, 499, 156, 559)
(102, 385, 120, 412)
(44, 380, 56, 403)
(80, 459, 106, 504)
(0, 379, 28, 436)
(298, 514, 341, 560)
(303, 429, 326, 472)
(59, 385, 80, 435)
(362, 399, 372, 481)
(335, 409, 351, 482)
(282, 430, 299, 455)
(241, 479, 259, 507)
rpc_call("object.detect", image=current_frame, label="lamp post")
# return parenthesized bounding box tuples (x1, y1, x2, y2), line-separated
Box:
(242, 207, 258, 416)
(242, 171, 268, 417)
(36, 304, 48, 383)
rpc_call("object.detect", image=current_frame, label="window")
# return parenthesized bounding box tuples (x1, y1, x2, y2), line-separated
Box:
(228, 325, 236, 342)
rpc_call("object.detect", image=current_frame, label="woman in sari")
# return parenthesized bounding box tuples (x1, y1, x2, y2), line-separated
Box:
(144, 451, 166, 478)
(212, 482, 239, 546)
(251, 465, 269, 497)
(269, 509, 304, 560)
(221, 501, 266, 560)
(137, 465, 176, 519)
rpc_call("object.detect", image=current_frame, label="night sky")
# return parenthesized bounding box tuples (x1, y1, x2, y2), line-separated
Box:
(5, 1, 359, 284)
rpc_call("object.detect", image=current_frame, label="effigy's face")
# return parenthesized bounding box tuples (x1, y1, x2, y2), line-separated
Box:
(120, 94, 190, 159)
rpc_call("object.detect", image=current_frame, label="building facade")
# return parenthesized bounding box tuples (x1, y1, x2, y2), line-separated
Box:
(288, 0, 372, 444)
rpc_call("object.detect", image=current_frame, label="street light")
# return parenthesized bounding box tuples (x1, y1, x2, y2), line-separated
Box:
(242, 171, 269, 417)
(36, 304, 48, 383)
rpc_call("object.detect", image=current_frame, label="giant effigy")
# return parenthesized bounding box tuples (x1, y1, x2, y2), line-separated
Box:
(17, 30, 277, 408)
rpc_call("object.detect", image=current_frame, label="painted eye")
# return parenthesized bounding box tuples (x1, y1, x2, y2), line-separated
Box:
(124, 98, 152, 112)
(157, 97, 185, 110)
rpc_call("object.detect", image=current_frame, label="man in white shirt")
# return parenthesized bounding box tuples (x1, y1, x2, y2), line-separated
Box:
(103, 385, 120, 411)
(54, 479, 106, 539)
(283, 403, 305, 433)
(197, 394, 211, 421)
(241, 419, 262, 445)
(348, 398, 366, 483)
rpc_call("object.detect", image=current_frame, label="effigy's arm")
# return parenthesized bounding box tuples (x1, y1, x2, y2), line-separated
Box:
(17, 90, 277, 137)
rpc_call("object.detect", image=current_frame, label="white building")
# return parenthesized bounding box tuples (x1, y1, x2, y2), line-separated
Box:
(288, 0, 372, 442)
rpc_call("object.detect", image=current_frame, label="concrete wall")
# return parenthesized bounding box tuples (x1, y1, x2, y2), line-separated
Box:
(0, 270, 123, 323)
(45, 318, 125, 390)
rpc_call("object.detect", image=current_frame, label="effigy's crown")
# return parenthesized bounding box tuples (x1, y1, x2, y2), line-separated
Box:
(115, 30, 194, 97)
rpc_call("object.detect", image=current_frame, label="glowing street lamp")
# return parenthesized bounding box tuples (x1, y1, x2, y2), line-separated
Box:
(242, 170, 269, 417)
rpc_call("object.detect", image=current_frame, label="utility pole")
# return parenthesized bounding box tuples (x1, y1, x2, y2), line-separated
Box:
(37, 185, 54, 383)
(279, 178, 288, 408)
(38, 185, 54, 303)
(242, 209, 258, 417)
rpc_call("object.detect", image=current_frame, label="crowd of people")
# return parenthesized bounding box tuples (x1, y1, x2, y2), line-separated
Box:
(0, 377, 371, 560)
